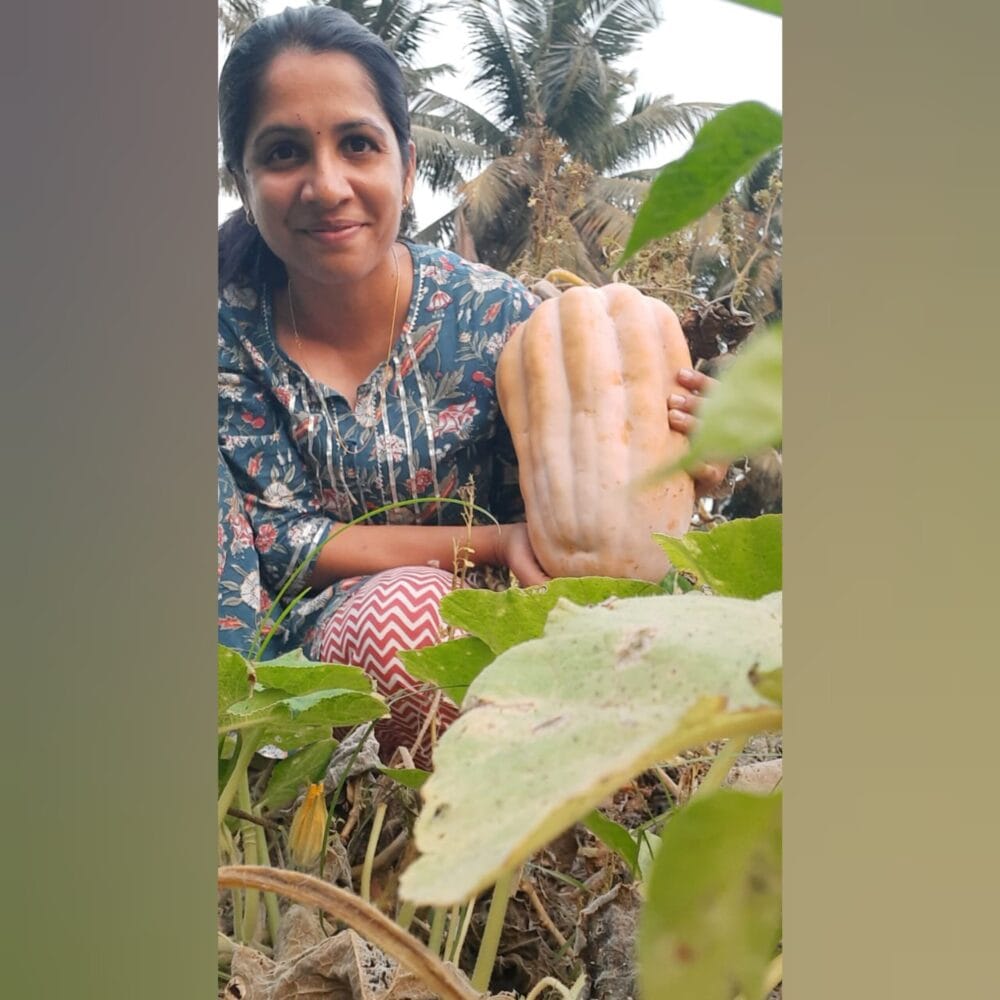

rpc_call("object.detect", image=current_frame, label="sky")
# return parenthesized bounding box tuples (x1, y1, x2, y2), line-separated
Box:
(218, 0, 782, 227)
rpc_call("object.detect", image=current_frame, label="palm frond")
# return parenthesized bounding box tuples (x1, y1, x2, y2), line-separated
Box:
(589, 97, 721, 172)
(587, 174, 650, 212)
(571, 192, 638, 251)
(413, 205, 458, 247)
(411, 123, 490, 190)
(459, 0, 537, 127)
(409, 89, 512, 150)
(538, 37, 613, 142)
(582, 0, 662, 61)
(218, 0, 262, 43)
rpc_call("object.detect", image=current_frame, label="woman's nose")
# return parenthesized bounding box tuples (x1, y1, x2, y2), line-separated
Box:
(301, 149, 351, 204)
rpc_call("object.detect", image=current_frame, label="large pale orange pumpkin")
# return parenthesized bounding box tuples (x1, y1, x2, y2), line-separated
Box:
(497, 283, 695, 582)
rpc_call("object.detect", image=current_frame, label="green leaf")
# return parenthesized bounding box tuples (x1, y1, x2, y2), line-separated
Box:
(222, 687, 387, 736)
(218, 645, 252, 722)
(644, 328, 782, 483)
(725, 0, 782, 15)
(655, 515, 782, 599)
(253, 650, 374, 696)
(441, 577, 663, 655)
(750, 666, 783, 706)
(401, 593, 782, 905)
(380, 766, 431, 790)
(639, 791, 782, 1000)
(253, 725, 335, 754)
(621, 102, 783, 261)
(259, 738, 337, 811)
(398, 635, 496, 704)
(636, 829, 661, 882)
(583, 810, 640, 876)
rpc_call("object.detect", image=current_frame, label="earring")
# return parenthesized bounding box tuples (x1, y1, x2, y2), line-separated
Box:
(244, 207, 256, 227)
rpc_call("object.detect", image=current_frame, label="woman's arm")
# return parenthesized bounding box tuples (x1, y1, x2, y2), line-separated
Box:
(310, 520, 551, 589)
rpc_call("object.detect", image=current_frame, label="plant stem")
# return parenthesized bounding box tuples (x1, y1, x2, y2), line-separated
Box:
(253, 817, 281, 946)
(697, 737, 747, 798)
(361, 801, 387, 904)
(218, 725, 262, 828)
(236, 770, 260, 943)
(442, 903, 462, 963)
(396, 898, 417, 933)
(451, 899, 476, 966)
(471, 869, 515, 994)
(427, 906, 447, 957)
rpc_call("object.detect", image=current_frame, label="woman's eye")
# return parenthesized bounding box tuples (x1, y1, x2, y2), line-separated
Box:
(266, 141, 300, 163)
(344, 135, 375, 154)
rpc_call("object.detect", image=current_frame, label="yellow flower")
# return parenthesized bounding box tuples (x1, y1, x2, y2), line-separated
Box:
(288, 782, 327, 869)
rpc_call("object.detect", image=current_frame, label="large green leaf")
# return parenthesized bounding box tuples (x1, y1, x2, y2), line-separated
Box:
(259, 738, 337, 812)
(639, 790, 782, 1000)
(620, 102, 783, 261)
(655, 515, 782, 599)
(222, 687, 387, 737)
(398, 635, 496, 704)
(218, 645, 252, 721)
(253, 649, 374, 696)
(440, 577, 663, 655)
(401, 593, 782, 905)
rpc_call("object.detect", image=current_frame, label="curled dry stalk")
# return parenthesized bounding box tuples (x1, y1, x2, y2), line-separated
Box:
(218, 865, 481, 1000)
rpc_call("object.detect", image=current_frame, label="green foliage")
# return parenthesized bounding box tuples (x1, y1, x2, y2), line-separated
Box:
(398, 635, 495, 705)
(253, 648, 375, 695)
(656, 514, 782, 599)
(223, 687, 386, 737)
(726, 0, 782, 15)
(620, 102, 782, 263)
(439, 576, 663, 655)
(218, 650, 385, 742)
(583, 809, 641, 877)
(218, 645, 252, 718)
(400, 592, 781, 905)
(751, 666, 783, 707)
(639, 791, 782, 1000)
(259, 738, 337, 812)
(380, 766, 431, 790)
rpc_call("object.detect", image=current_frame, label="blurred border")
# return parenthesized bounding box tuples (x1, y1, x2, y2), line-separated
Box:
(785, 2, 1000, 996)
(2, 2, 217, 995)
(3, 1, 998, 996)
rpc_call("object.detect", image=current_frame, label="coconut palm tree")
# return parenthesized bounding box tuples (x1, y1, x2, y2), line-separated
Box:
(409, 0, 720, 278)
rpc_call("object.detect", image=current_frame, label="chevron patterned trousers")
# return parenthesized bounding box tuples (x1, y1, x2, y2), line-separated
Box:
(311, 566, 460, 769)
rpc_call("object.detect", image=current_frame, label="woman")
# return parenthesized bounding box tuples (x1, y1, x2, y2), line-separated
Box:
(217, 5, 721, 764)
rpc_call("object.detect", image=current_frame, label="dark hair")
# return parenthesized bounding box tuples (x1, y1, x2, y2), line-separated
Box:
(218, 5, 412, 291)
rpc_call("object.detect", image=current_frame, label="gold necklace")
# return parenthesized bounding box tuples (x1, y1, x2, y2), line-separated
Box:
(286, 243, 401, 375)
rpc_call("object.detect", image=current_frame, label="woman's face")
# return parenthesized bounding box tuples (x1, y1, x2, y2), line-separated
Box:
(238, 48, 415, 289)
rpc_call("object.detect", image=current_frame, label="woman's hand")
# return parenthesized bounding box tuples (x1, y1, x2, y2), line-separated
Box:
(497, 522, 552, 588)
(668, 367, 730, 497)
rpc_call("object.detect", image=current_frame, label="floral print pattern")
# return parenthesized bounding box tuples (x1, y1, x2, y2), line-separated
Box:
(218, 242, 538, 655)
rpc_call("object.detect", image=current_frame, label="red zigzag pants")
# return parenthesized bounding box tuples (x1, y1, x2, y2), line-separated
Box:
(309, 566, 460, 769)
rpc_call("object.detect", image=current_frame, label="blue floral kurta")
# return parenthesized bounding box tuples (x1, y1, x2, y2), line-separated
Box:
(218, 242, 538, 655)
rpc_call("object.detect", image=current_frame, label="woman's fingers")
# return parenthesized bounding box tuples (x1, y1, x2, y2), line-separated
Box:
(692, 461, 729, 495)
(676, 366, 718, 396)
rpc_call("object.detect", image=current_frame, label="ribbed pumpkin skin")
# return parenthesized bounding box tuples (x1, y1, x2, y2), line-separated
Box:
(497, 283, 695, 582)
